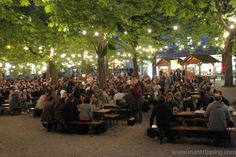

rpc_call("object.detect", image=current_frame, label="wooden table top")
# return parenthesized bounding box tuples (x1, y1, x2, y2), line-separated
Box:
(173, 111, 204, 116)
(95, 109, 111, 113)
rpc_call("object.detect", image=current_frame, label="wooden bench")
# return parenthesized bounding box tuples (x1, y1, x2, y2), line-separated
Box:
(148, 126, 236, 145)
(104, 114, 120, 127)
(0, 106, 10, 115)
(170, 126, 208, 132)
(170, 126, 236, 132)
(70, 121, 105, 135)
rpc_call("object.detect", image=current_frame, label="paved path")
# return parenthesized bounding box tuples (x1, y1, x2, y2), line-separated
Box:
(0, 113, 235, 157)
(214, 83, 236, 105)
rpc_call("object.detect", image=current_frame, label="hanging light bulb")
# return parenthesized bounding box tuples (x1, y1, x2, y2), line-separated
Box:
(147, 29, 152, 33)
(82, 30, 87, 35)
(94, 32, 99, 36)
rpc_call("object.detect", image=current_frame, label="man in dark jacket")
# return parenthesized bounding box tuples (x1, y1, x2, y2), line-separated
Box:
(196, 90, 211, 110)
(9, 88, 21, 115)
(150, 95, 172, 143)
(63, 94, 79, 126)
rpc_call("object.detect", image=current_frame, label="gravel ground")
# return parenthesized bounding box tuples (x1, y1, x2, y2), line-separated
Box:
(0, 85, 236, 157)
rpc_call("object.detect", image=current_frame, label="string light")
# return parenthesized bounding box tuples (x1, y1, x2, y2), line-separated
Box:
(229, 24, 235, 29)
(94, 32, 99, 36)
(61, 53, 66, 58)
(124, 31, 127, 35)
(147, 29, 152, 33)
(6, 45, 11, 49)
(24, 46, 29, 50)
(223, 31, 230, 39)
(38, 46, 43, 50)
(173, 25, 178, 30)
(82, 30, 87, 35)
(221, 44, 225, 49)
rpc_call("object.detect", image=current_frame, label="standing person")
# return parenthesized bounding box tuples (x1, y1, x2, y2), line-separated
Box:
(204, 90, 231, 146)
(63, 94, 79, 131)
(54, 91, 68, 132)
(132, 81, 143, 124)
(41, 96, 55, 131)
(9, 87, 21, 115)
(150, 95, 172, 143)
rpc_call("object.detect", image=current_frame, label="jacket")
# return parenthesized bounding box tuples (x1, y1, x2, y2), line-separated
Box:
(204, 100, 230, 131)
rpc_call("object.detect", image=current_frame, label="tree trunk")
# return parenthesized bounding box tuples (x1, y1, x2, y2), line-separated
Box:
(131, 40, 139, 78)
(132, 52, 139, 78)
(48, 60, 58, 85)
(96, 33, 107, 89)
(97, 57, 106, 89)
(223, 33, 234, 87)
(105, 56, 109, 79)
(81, 52, 87, 74)
(152, 54, 157, 78)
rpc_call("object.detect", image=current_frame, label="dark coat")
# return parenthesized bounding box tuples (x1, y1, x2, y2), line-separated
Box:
(196, 95, 211, 110)
(183, 97, 195, 111)
(150, 101, 172, 128)
(9, 92, 21, 109)
(41, 102, 54, 122)
(63, 100, 79, 122)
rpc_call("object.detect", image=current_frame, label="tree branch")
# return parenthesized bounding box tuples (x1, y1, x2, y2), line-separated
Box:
(214, 0, 230, 31)
(24, 39, 43, 58)
(176, 0, 196, 12)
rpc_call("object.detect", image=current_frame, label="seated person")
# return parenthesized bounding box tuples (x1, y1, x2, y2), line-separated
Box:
(196, 89, 211, 110)
(204, 90, 231, 146)
(165, 92, 177, 112)
(173, 92, 183, 111)
(113, 91, 126, 106)
(183, 92, 195, 111)
(218, 90, 230, 106)
(78, 96, 93, 121)
(90, 94, 102, 110)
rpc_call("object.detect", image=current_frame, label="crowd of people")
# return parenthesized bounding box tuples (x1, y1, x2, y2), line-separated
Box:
(0, 71, 235, 138)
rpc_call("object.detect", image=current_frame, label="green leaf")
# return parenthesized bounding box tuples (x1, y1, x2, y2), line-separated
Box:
(108, 42, 116, 50)
(45, 5, 53, 13)
(20, 0, 30, 6)
(117, 22, 124, 32)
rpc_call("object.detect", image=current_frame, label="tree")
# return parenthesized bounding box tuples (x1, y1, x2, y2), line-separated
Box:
(156, 0, 236, 86)
(0, 0, 70, 84)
